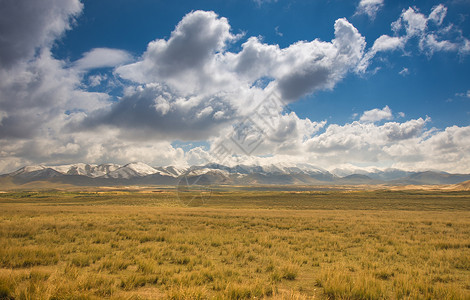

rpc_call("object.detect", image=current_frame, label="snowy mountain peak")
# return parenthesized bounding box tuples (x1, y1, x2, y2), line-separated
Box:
(106, 162, 159, 179)
(50, 163, 121, 178)
(10, 165, 46, 176)
(124, 162, 157, 174)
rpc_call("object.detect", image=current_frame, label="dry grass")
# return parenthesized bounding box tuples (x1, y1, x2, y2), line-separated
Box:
(0, 189, 469, 299)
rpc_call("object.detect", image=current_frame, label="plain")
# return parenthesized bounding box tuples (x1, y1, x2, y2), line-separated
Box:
(0, 188, 469, 299)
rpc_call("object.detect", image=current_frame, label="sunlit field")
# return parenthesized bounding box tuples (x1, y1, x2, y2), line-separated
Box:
(0, 189, 469, 299)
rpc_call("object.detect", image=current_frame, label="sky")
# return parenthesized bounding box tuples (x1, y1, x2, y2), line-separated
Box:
(0, 0, 470, 174)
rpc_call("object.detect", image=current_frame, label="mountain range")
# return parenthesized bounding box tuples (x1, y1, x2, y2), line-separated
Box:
(2, 162, 470, 187)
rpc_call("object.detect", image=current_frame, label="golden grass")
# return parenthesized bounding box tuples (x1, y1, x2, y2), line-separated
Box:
(0, 189, 469, 299)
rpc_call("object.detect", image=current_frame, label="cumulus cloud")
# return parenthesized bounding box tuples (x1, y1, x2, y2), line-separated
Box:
(0, 49, 109, 139)
(359, 4, 470, 72)
(74, 48, 133, 70)
(185, 104, 449, 172)
(387, 125, 470, 173)
(299, 116, 451, 171)
(0, 0, 97, 140)
(359, 106, 393, 123)
(81, 83, 238, 141)
(274, 18, 366, 101)
(98, 12, 366, 139)
(117, 11, 365, 100)
(371, 35, 405, 52)
(0, 0, 170, 172)
(185, 108, 470, 174)
(117, 10, 241, 95)
(355, 0, 384, 20)
(0, 0, 82, 68)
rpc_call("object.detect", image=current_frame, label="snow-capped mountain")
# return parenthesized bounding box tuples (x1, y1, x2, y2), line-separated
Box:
(106, 162, 159, 179)
(51, 163, 120, 178)
(155, 166, 186, 177)
(330, 167, 414, 181)
(2, 162, 470, 186)
(9, 165, 48, 176)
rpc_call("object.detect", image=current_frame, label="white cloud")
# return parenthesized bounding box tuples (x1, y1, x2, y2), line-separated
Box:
(0, 49, 109, 139)
(456, 90, 470, 98)
(399, 68, 409, 76)
(0, 0, 82, 68)
(117, 12, 365, 101)
(116, 10, 241, 95)
(74, 48, 132, 70)
(372, 35, 405, 52)
(422, 34, 458, 54)
(400, 7, 428, 37)
(104, 12, 366, 140)
(88, 74, 107, 87)
(355, 0, 384, 20)
(359, 106, 393, 123)
(360, 4, 470, 72)
(428, 4, 447, 26)
(252, 0, 278, 6)
(79, 83, 239, 141)
(388, 125, 470, 173)
(189, 111, 470, 173)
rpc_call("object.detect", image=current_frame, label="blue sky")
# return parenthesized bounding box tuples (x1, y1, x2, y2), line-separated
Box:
(0, 0, 469, 173)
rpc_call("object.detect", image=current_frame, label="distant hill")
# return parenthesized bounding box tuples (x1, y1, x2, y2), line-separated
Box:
(334, 174, 383, 185)
(392, 171, 470, 185)
(454, 180, 470, 191)
(1, 162, 470, 188)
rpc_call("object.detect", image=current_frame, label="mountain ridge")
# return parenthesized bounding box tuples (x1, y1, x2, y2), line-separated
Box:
(2, 162, 470, 186)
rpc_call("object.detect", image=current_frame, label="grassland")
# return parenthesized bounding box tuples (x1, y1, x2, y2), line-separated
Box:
(0, 188, 469, 299)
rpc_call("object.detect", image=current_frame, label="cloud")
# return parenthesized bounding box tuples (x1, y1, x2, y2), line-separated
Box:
(74, 48, 133, 70)
(355, 0, 384, 20)
(118, 11, 365, 100)
(191, 106, 460, 173)
(116, 10, 241, 95)
(252, 0, 278, 7)
(428, 4, 447, 26)
(0, 0, 82, 68)
(104, 12, 366, 139)
(302, 116, 449, 171)
(359, 4, 470, 72)
(456, 90, 470, 98)
(117, 11, 365, 101)
(359, 106, 393, 123)
(0, 48, 110, 139)
(117, 11, 366, 101)
(399, 67, 409, 76)
(372, 35, 405, 52)
(81, 83, 238, 141)
(274, 18, 366, 101)
(190, 109, 470, 173)
(387, 125, 470, 173)
(396, 7, 428, 37)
